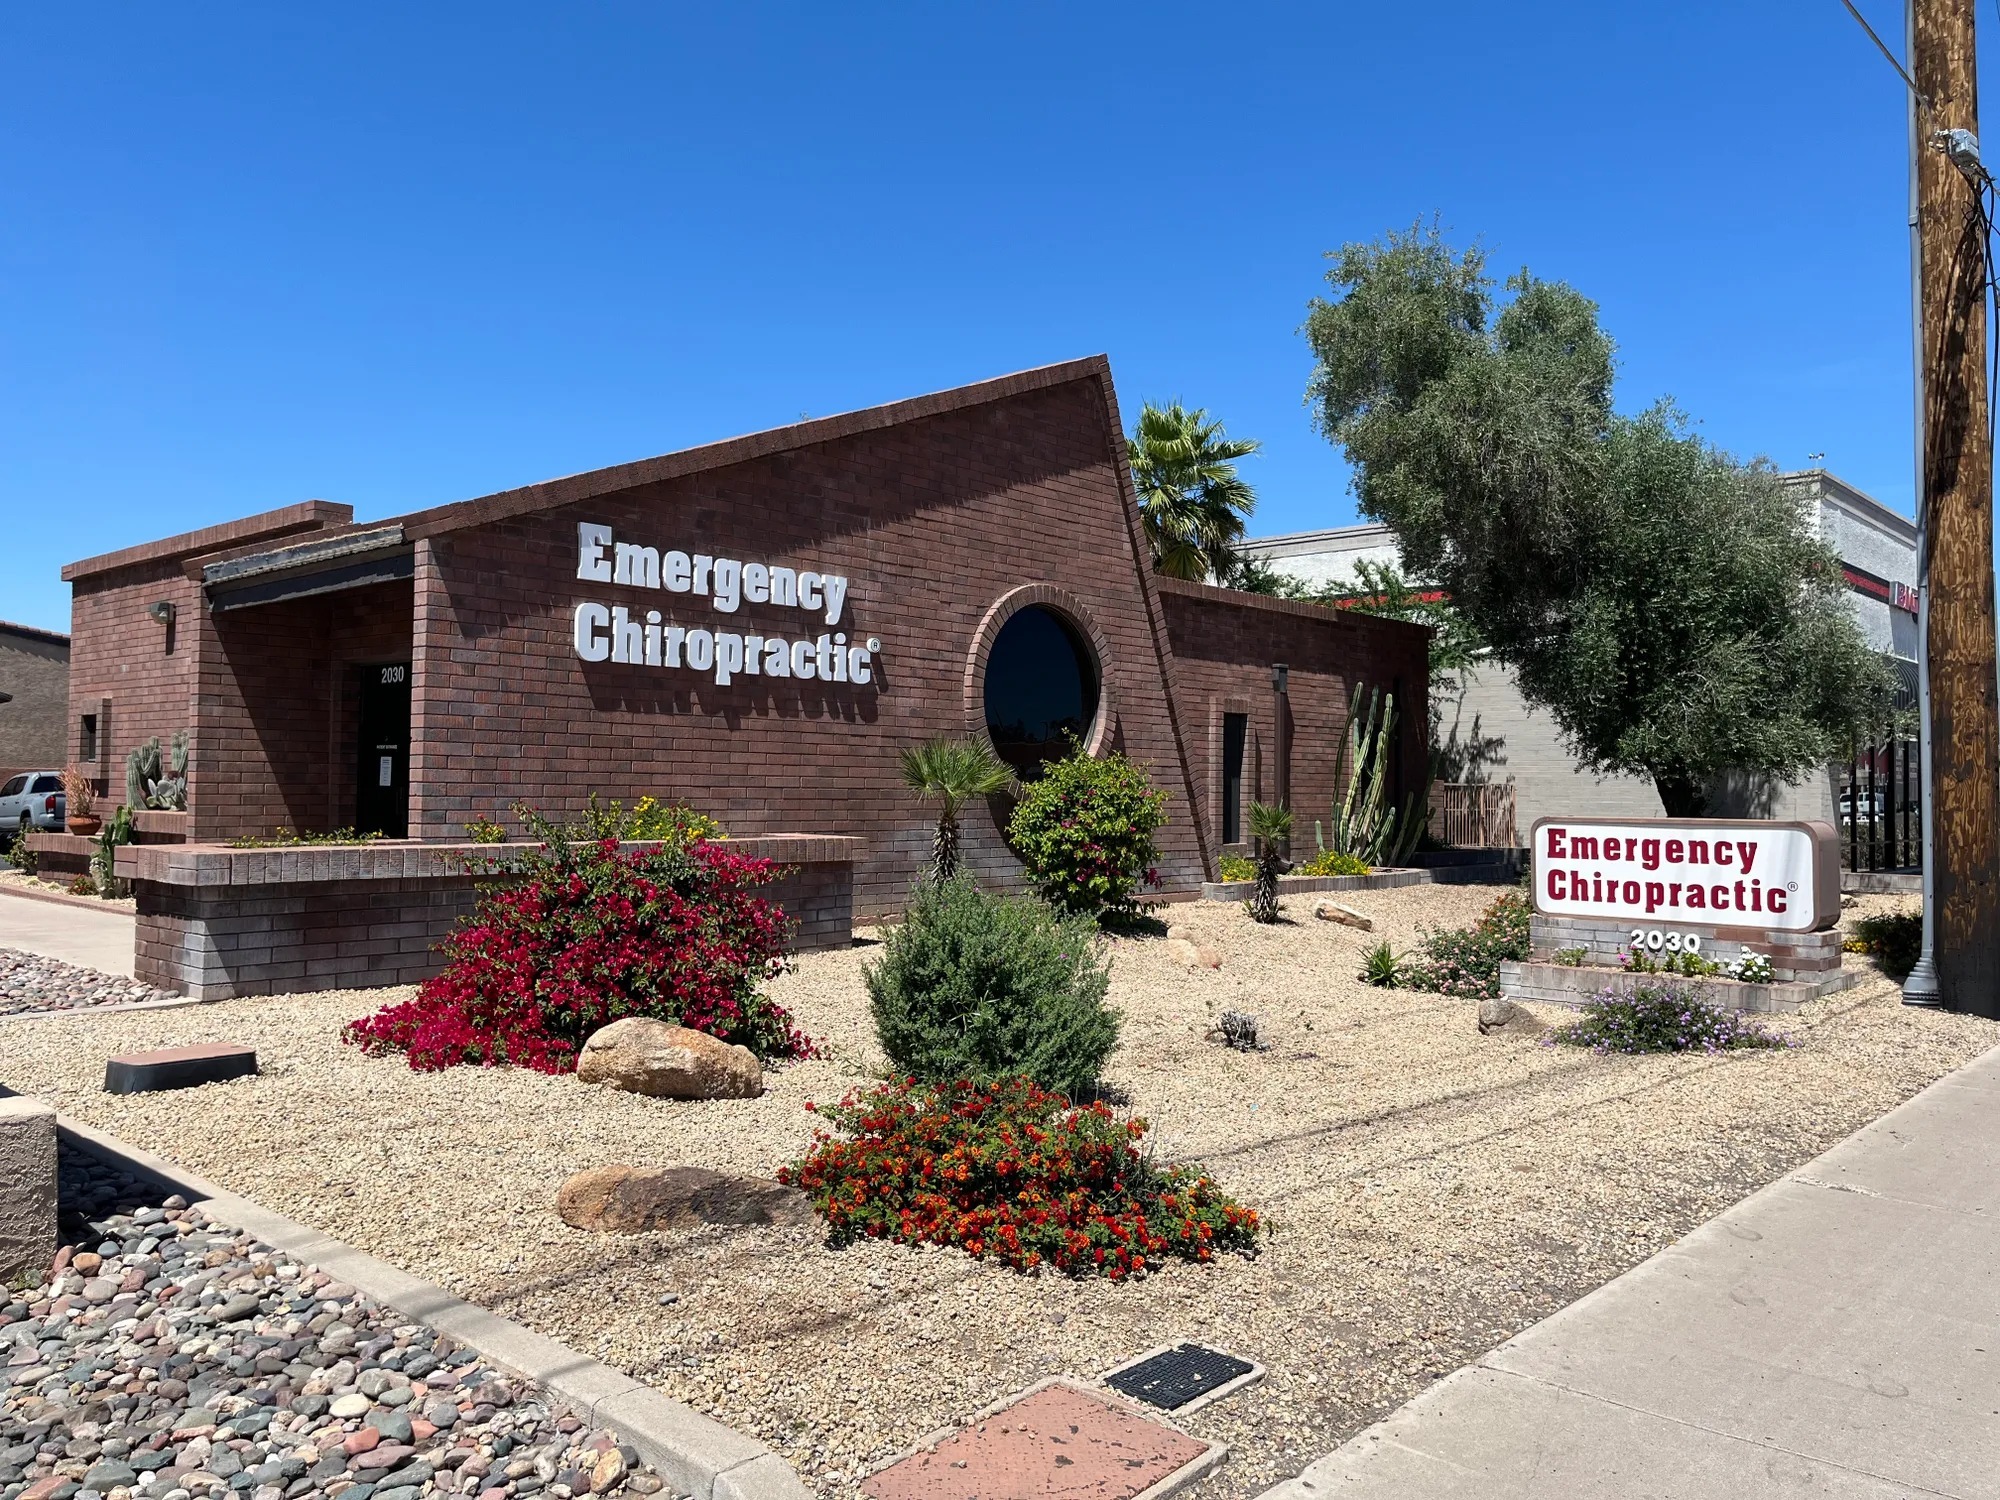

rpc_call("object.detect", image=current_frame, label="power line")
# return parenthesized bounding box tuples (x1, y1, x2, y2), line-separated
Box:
(1838, 0, 1928, 106)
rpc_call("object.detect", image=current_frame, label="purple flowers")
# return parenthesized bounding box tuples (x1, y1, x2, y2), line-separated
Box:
(1549, 980, 1791, 1055)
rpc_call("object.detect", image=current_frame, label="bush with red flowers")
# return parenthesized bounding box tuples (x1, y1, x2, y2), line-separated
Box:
(342, 809, 812, 1072)
(778, 1076, 1260, 1279)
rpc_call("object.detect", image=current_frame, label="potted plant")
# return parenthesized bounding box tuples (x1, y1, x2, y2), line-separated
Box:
(61, 765, 99, 836)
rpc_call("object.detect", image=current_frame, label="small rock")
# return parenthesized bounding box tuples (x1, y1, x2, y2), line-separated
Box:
(574, 1018, 763, 1100)
(556, 1165, 814, 1234)
(1314, 900, 1374, 931)
(330, 1396, 373, 1421)
(587, 1453, 625, 1495)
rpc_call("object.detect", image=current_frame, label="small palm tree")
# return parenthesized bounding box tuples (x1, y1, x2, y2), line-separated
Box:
(1246, 801, 1292, 924)
(899, 737, 1016, 882)
(1129, 401, 1261, 581)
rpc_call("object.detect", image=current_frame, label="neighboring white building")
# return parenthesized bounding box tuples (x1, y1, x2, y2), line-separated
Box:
(1240, 470, 1918, 838)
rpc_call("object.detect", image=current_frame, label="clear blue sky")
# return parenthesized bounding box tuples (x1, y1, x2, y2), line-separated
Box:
(0, 1, 1958, 634)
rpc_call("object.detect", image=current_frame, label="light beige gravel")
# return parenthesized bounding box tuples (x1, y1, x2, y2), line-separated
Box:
(0, 883, 1989, 1498)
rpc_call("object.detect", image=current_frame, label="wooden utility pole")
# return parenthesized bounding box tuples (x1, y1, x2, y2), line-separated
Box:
(1913, 0, 2000, 1018)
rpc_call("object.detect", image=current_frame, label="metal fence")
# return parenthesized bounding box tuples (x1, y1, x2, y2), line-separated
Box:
(1837, 658, 1921, 874)
(1430, 781, 1518, 849)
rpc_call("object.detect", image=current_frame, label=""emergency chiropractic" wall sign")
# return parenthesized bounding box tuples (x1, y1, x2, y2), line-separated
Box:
(570, 522, 881, 687)
(1531, 817, 1840, 933)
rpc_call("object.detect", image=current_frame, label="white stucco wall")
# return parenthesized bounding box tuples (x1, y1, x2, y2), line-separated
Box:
(1241, 470, 1906, 839)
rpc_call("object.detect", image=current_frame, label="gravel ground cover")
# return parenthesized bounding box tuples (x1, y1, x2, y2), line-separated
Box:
(1, 884, 1990, 1498)
(0, 950, 177, 1018)
(0, 1145, 681, 1500)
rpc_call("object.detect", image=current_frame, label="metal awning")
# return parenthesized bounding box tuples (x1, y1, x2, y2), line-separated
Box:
(204, 525, 413, 611)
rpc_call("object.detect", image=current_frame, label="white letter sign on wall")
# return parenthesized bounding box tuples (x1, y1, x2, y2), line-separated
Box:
(570, 521, 882, 688)
(1532, 817, 1840, 933)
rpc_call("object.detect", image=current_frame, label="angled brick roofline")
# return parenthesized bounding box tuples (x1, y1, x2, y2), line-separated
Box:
(1152, 574, 1434, 640)
(0, 620, 71, 647)
(394, 355, 1120, 540)
(61, 500, 356, 582)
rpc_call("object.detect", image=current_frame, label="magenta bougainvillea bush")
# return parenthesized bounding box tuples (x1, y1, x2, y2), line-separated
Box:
(343, 823, 813, 1072)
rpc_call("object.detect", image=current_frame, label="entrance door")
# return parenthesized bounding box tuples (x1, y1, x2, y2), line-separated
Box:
(356, 662, 411, 838)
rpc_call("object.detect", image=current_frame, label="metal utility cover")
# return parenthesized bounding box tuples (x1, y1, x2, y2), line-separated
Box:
(1105, 1343, 1258, 1412)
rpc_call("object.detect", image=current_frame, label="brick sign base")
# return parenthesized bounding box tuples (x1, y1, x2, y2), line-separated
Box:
(1502, 912, 1857, 1014)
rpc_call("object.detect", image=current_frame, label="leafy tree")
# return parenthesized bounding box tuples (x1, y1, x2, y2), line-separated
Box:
(899, 737, 1015, 882)
(1129, 401, 1260, 581)
(1302, 223, 1891, 815)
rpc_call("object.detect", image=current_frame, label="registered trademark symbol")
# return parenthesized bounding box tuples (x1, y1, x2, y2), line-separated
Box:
(1788, 882, 1798, 892)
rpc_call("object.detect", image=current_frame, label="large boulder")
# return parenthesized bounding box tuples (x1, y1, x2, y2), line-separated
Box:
(556, 1164, 814, 1233)
(575, 1018, 763, 1099)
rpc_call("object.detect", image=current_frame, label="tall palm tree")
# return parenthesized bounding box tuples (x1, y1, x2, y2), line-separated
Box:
(899, 737, 1016, 882)
(1246, 801, 1292, 924)
(1129, 401, 1261, 581)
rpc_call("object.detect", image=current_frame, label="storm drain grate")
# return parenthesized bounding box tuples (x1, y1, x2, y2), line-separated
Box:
(1104, 1343, 1255, 1411)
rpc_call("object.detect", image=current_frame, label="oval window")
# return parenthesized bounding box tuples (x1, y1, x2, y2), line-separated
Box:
(983, 605, 1100, 776)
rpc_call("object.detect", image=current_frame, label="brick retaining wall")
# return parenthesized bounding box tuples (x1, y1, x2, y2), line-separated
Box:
(1529, 913, 1842, 983)
(118, 836, 861, 1000)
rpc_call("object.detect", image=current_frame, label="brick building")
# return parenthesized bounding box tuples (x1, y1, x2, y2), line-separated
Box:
(0, 621, 70, 783)
(62, 358, 1428, 921)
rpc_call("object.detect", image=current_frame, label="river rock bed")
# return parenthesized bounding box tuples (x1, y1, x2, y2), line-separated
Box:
(0, 951, 176, 1018)
(0, 1146, 683, 1500)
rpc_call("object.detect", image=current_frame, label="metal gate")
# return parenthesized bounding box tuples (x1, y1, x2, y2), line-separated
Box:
(1838, 658, 1921, 873)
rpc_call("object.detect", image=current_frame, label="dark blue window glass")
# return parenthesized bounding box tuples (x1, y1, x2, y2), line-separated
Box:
(983, 606, 1099, 776)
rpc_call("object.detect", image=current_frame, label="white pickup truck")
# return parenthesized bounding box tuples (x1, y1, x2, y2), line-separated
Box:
(0, 771, 65, 842)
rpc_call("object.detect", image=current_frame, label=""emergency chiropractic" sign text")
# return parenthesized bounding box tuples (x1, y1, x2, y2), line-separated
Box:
(570, 522, 880, 687)
(1532, 818, 1836, 933)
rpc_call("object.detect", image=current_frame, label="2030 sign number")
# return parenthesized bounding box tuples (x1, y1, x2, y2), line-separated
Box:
(379, 666, 407, 685)
(1631, 928, 1702, 954)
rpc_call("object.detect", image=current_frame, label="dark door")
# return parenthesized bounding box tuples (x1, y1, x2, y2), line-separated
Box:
(356, 662, 411, 838)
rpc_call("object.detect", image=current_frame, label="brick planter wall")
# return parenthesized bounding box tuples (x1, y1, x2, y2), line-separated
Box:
(118, 836, 862, 1001)
(1500, 959, 1860, 1015)
(1528, 913, 1842, 983)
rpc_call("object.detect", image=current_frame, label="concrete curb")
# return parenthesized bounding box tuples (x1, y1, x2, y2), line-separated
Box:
(0, 880, 137, 915)
(51, 1112, 808, 1500)
(0, 993, 227, 1024)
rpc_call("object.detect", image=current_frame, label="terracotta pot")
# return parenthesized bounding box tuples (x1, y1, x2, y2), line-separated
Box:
(66, 815, 100, 836)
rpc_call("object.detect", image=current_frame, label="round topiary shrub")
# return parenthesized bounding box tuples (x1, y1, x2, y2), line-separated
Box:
(1005, 747, 1169, 922)
(867, 875, 1118, 1097)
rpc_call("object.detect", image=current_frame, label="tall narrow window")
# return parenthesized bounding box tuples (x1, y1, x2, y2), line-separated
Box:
(1222, 712, 1248, 845)
(79, 715, 98, 761)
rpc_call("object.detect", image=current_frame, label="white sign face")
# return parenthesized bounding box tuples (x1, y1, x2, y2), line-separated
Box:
(569, 521, 882, 688)
(1534, 819, 1836, 933)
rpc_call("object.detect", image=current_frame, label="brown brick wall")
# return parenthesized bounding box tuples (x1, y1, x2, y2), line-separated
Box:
(406, 375, 1207, 919)
(190, 581, 413, 840)
(0, 626, 69, 781)
(1158, 581, 1431, 857)
(133, 857, 855, 999)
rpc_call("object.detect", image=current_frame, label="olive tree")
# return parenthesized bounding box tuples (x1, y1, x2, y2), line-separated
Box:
(1302, 223, 1891, 815)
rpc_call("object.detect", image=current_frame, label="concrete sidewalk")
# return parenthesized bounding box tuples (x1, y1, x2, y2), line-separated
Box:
(1263, 1042, 2000, 1500)
(0, 888, 135, 975)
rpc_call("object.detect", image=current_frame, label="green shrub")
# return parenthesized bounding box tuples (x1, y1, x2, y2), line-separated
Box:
(1358, 940, 1403, 987)
(1550, 982, 1789, 1054)
(1297, 848, 1370, 877)
(1217, 855, 1256, 881)
(465, 815, 508, 844)
(562, 793, 723, 845)
(1006, 748, 1169, 922)
(1551, 946, 1588, 966)
(1404, 890, 1532, 1000)
(1850, 910, 1922, 980)
(867, 876, 1118, 1097)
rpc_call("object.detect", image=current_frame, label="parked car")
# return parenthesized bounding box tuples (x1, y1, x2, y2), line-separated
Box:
(0, 771, 65, 842)
(1838, 788, 1885, 824)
